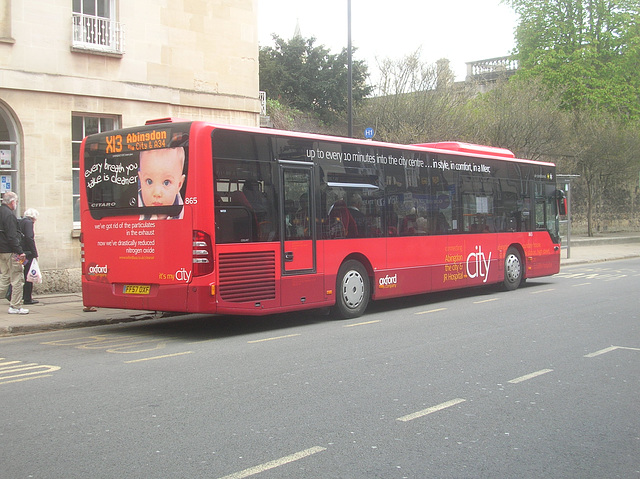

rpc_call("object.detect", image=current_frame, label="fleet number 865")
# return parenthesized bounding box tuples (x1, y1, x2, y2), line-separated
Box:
(184, 197, 198, 205)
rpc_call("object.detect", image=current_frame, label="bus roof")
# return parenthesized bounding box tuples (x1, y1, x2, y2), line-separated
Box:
(141, 118, 554, 166)
(412, 142, 516, 159)
(145, 117, 190, 125)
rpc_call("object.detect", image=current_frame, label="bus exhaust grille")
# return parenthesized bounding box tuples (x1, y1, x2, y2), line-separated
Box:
(218, 251, 276, 302)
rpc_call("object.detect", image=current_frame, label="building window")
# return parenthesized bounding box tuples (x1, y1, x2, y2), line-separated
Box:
(0, 0, 14, 44)
(72, 114, 119, 226)
(72, 0, 124, 55)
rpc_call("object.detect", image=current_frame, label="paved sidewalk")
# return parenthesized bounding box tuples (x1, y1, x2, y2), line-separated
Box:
(561, 232, 640, 266)
(1, 234, 639, 336)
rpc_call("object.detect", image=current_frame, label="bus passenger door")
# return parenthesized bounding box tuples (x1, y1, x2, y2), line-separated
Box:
(279, 165, 323, 306)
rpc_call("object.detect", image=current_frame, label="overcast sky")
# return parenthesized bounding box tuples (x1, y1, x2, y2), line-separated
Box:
(257, 0, 519, 82)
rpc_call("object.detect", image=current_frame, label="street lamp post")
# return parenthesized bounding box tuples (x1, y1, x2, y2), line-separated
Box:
(347, 0, 353, 138)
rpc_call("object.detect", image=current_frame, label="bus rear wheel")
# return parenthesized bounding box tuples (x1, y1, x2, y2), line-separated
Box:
(335, 260, 370, 319)
(503, 247, 523, 291)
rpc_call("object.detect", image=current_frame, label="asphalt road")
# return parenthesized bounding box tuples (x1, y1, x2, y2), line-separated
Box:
(1, 258, 639, 478)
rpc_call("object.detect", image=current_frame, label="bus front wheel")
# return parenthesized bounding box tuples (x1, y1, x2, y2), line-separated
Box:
(503, 247, 523, 291)
(335, 260, 370, 319)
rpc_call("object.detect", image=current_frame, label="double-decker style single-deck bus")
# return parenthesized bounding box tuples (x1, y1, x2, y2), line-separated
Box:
(80, 119, 566, 318)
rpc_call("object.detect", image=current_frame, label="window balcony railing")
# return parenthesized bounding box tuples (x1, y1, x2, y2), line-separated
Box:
(72, 13, 125, 55)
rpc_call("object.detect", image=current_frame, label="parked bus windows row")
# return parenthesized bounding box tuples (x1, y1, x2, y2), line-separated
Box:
(211, 144, 543, 243)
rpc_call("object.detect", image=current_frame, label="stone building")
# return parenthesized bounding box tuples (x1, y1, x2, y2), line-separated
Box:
(0, 0, 259, 292)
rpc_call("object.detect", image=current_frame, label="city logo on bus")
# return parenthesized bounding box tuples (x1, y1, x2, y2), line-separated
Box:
(378, 274, 398, 289)
(175, 268, 191, 282)
(466, 246, 492, 283)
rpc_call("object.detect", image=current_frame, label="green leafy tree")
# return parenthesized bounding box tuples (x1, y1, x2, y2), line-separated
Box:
(259, 34, 372, 122)
(504, 0, 640, 120)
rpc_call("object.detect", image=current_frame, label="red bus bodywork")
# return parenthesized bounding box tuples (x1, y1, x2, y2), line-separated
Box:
(80, 121, 562, 317)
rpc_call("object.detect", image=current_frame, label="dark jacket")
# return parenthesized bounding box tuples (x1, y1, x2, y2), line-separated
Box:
(19, 217, 38, 259)
(0, 204, 23, 254)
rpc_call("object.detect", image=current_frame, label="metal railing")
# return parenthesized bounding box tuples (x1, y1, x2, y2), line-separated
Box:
(72, 13, 125, 54)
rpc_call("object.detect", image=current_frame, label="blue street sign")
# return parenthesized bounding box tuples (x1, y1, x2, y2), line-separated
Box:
(364, 127, 374, 139)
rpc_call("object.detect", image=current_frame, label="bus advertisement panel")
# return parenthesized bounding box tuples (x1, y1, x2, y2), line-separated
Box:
(81, 122, 199, 310)
(80, 119, 563, 318)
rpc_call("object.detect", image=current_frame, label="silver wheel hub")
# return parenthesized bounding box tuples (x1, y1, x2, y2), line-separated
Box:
(505, 255, 521, 283)
(342, 270, 364, 309)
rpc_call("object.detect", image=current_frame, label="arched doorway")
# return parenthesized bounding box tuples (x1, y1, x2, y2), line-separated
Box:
(0, 101, 21, 201)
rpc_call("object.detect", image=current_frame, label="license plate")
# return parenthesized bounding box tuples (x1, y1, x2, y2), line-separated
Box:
(123, 285, 150, 295)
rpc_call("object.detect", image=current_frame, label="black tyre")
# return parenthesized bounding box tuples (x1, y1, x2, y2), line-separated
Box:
(503, 247, 523, 291)
(335, 260, 370, 319)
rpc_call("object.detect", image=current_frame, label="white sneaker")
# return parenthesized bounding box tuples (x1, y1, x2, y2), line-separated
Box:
(8, 307, 29, 314)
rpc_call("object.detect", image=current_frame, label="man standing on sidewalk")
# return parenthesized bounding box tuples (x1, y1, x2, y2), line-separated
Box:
(0, 191, 28, 314)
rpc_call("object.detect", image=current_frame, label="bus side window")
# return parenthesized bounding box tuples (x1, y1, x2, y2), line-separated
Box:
(328, 199, 357, 238)
(385, 204, 399, 236)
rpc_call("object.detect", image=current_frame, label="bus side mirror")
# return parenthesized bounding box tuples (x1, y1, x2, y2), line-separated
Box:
(555, 190, 567, 216)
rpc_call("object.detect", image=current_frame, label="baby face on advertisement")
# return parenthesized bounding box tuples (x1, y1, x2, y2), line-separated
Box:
(138, 147, 185, 213)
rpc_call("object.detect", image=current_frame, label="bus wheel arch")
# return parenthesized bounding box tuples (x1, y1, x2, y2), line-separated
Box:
(334, 257, 372, 319)
(503, 245, 525, 291)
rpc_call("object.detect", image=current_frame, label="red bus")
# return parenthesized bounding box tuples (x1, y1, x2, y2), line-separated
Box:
(80, 119, 565, 318)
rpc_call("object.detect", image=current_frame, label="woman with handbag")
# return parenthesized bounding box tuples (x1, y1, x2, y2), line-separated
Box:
(19, 208, 39, 305)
